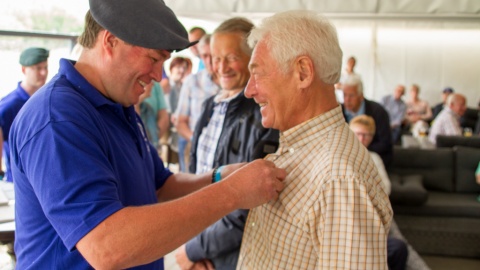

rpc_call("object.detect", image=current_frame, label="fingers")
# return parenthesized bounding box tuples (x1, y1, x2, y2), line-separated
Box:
(204, 260, 215, 270)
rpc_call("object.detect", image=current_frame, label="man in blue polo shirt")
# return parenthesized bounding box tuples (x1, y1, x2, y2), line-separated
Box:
(0, 47, 49, 182)
(8, 1, 286, 269)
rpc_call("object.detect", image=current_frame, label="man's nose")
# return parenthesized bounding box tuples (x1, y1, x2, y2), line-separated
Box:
(244, 78, 255, 98)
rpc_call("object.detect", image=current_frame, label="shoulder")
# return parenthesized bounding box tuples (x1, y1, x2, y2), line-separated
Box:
(366, 99, 388, 115)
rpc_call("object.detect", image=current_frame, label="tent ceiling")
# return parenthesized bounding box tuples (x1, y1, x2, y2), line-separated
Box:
(165, 0, 480, 22)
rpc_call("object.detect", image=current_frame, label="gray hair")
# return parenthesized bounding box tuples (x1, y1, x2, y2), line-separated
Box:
(214, 17, 254, 56)
(343, 75, 364, 95)
(247, 10, 343, 84)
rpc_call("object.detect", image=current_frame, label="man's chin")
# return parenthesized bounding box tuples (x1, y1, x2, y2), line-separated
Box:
(261, 119, 273, 129)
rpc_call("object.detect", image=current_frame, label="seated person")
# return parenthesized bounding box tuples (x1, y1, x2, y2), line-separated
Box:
(349, 115, 430, 270)
(405, 84, 432, 130)
(380, 84, 406, 144)
(428, 93, 467, 144)
(431, 87, 454, 121)
(341, 76, 393, 166)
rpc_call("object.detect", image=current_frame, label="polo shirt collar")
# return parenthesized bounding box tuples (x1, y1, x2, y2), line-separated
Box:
(58, 58, 121, 110)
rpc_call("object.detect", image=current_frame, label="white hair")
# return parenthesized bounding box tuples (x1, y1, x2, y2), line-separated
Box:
(247, 10, 343, 84)
(343, 75, 364, 95)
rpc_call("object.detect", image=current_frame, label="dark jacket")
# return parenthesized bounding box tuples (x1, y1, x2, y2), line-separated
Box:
(186, 91, 279, 269)
(342, 99, 393, 166)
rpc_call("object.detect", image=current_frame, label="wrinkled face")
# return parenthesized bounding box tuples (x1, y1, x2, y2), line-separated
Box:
(170, 62, 188, 83)
(350, 123, 374, 147)
(211, 32, 251, 92)
(102, 38, 170, 107)
(22, 61, 48, 89)
(450, 96, 467, 116)
(198, 41, 213, 74)
(343, 85, 363, 112)
(393, 85, 405, 100)
(245, 41, 298, 131)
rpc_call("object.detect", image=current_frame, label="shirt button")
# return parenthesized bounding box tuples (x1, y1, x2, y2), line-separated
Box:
(251, 221, 256, 227)
(288, 148, 294, 154)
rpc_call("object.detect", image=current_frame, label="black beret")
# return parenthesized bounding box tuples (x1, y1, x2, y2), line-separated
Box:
(19, 47, 49, 66)
(89, 0, 196, 52)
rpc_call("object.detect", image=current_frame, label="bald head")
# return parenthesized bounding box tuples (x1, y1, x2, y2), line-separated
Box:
(447, 93, 467, 116)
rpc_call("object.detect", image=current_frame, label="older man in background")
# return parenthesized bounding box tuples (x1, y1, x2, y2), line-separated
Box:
(380, 84, 407, 144)
(0, 47, 49, 182)
(342, 76, 393, 166)
(237, 10, 392, 269)
(429, 93, 467, 144)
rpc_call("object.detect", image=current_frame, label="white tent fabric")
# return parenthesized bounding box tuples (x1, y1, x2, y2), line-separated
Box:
(166, 0, 480, 107)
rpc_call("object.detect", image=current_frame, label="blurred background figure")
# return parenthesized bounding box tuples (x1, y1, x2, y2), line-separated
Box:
(342, 75, 393, 166)
(188, 26, 207, 73)
(335, 56, 361, 104)
(431, 87, 454, 121)
(406, 84, 432, 131)
(0, 47, 49, 181)
(175, 34, 220, 172)
(429, 93, 467, 144)
(135, 81, 168, 151)
(380, 84, 407, 144)
(166, 56, 190, 171)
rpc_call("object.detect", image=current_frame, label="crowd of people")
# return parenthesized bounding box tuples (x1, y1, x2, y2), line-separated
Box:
(335, 56, 478, 148)
(0, 0, 479, 270)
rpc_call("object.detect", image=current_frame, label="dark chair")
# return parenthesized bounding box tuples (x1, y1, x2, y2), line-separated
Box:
(461, 107, 479, 130)
(436, 135, 480, 148)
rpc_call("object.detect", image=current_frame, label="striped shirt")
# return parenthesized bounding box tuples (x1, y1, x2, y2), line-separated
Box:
(195, 91, 240, 174)
(238, 106, 392, 270)
(428, 107, 462, 144)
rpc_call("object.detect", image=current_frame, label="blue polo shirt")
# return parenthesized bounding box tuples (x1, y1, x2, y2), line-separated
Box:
(10, 58, 173, 269)
(0, 82, 30, 182)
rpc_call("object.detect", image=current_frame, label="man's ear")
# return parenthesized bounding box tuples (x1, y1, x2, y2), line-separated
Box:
(294, 56, 314, 89)
(102, 31, 118, 55)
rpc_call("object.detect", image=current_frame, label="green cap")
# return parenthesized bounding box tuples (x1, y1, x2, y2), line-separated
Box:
(19, 47, 49, 66)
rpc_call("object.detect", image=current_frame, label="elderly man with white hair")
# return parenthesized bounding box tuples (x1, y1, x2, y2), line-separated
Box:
(429, 93, 467, 144)
(237, 10, 392, 270)
(342, 75, 393, 166)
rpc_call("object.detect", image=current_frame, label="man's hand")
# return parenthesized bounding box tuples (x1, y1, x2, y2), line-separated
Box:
(222, 159, 286, 209)
(175, 245, 194, 270)
(191, 259, 215, 270)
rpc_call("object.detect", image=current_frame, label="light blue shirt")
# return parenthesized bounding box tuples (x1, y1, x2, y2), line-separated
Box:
(345, 100, 366, 122)
(380, 95, 406, 127)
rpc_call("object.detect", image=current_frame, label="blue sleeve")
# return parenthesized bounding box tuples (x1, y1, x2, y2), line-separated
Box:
(185, 209, 248, 261)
